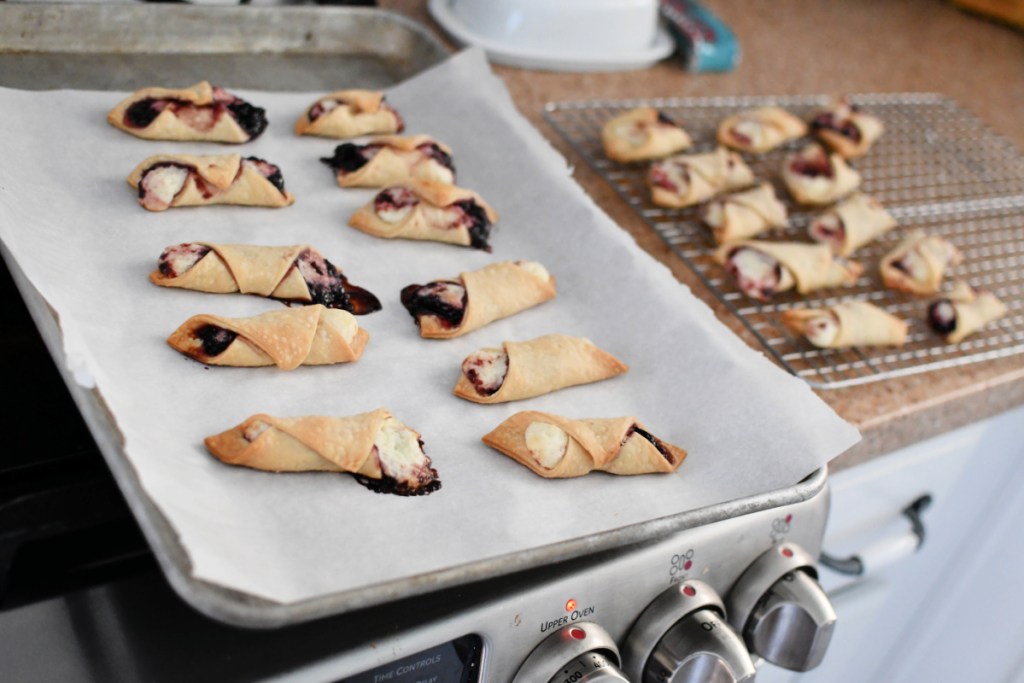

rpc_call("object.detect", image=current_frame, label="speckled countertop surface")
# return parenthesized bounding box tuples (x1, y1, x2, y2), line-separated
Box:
(384, 0, 1024, 471)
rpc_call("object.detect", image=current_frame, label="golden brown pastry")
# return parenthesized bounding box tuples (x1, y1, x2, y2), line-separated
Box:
(400, 261, 556, 339)
(648, 147, 754, 209)
(782, 301, 908, 348)
(127, 154, 294, 211)
(928, 281, 1008, 344)
(320, 135, 456, 188)
(107, 81, 267, 143)
(295, 90, 404, 138)
(602, 107, 692, 163)
(348, 180, 497, 251)
(205, 409, 440, 496)
(482, 412, 687, 479)
(702, 182, 788, 244)
(810, 99, 884, 158)
(716, 106, 807, 153)
(167, 305, 367, 370)
(781, 144, 861, 205)
(454, 334, 628, 404)
(880, 230, 962, 295)
(808, 192, 897, 256)
(715, 241, 863, 301)
(150, 242, 381, 314)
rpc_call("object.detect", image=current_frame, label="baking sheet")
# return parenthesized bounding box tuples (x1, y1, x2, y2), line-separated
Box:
(0, 49, 859, 605)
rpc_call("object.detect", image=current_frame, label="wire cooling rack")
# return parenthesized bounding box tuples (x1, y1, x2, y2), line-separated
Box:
(544, 94, 1024, 389)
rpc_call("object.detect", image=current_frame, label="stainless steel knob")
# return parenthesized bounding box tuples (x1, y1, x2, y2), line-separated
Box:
(513, 621, 628, 683)
(645, 609, 756, 683)
(727, 543, 837, 673)
(623, 579, 756, 683)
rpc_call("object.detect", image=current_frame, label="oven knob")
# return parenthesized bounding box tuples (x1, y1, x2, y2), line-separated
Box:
(727, 543, 836, 672)
(622, 579, 756, 683)
(512, 621, 630, 683)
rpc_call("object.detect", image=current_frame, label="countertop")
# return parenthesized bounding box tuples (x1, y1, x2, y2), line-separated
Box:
(386, 0, 1024, 470)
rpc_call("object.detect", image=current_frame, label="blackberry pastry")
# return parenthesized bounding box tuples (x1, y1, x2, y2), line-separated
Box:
(602, 107, 692, 163)
(782, 301, 908, 348)
(128, 154, 294, 211)
(781, 143, 861, 205)
(928, 281, 1007, 344)
(648, 147, 754, 209)
(321, 135, 456, 188)
(810, 99, 884, 159)
(880, 230, 962, 295)
(295, 89, 404, 139)
(702, 182, 788, 244)
(717, 106, 807, 153)
(715, 241, 863, 301)
(808, 192, 897, 256)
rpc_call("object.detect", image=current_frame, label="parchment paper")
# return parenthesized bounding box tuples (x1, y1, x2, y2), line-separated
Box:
(0, 49, 859, 604)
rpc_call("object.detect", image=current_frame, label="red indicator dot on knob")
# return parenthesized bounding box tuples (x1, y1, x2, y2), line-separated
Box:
(683, 585, 697, 597)
(785, 514, 792, 523)
(569, 627, 587, 640)
(781, 547, 794, 558)
(684, 560, 693, 570)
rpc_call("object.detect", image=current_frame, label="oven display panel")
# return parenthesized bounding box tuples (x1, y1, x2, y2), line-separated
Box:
(336, 634, 482, 683)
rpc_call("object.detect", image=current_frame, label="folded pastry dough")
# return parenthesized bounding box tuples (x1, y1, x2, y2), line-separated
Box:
(321, 135, 456, 188)
(715, 241, 863, 301)
(151, 242, 382, 314)
(127, 154, 294, 211)
(782, 301, 908, 348)
(205, 409, 440, 496)
(702, 182, 788, 244)
(880, 230, 962, 295)
(295, 90, 404, 138)
(349, 180, 498, 251)
(928, 281, 1008, 344)
(602, 107, 692, 163)
(167, 305, 367, 370)
(455, 334, 628, 404)
(107, 81, 267, 143)
(400, 261, 556, 339)
(808, 192, 897, 256)
(810, 99, 884, 159)
(717, 106, 807, 153)
(648, 147, 754, 208)
(482, 412, 687, 478)
(781, 144, 861, 205)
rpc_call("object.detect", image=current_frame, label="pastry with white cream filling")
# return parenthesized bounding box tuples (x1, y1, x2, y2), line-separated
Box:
(808, 192, 896, 256)
(320, 135, 455, 188)
(602, 107, 692, 163)
(128, 154, 294, 211)
(702, 182, 788, 244)
(717, 106, 807, 153)
(782, 301, 908, 348)
(810, 99, 884, 159)
(880, 230, 962, 295)
(781, 143, 861, 205)
(295, 89, 404, 138)
(648, 147, 754, 209)
(715, 241, 863, 301)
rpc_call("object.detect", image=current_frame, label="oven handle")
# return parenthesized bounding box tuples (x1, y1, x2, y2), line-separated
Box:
(819, 494, 932, 576)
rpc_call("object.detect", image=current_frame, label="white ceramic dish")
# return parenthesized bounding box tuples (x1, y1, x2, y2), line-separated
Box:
(428, 0, 676, 72)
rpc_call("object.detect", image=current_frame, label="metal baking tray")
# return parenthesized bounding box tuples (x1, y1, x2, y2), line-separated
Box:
(0, 6, 832, 629)
(544, 94, 1024, 389)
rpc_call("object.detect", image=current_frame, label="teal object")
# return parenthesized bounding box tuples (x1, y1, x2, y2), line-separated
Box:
(660, 0, 741, 73)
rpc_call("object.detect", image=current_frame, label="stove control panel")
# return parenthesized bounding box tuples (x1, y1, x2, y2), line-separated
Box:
(513, 622, 630, 683)
(622, 579, 755, 683)
(726, 542, 837, 672)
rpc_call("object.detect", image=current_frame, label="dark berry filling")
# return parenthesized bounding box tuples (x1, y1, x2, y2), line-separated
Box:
(928, 300, 957, 335)
(649, 163, 685, 192)
(245, 156, 286, 194)
(123, 87, 265, 140)
(195, 324, 237, 358)
(656, 111, 677, 126)
(451, 199, 493, 252)
(226, 100, 267, 140)
(124, 98, 167, 128)
(811, 113, 862, 143)
(295, 249, 381, 314)
(729, 127, 753, 146)
(417, 143, 456, 175)
(626, 425, 676, 464)
(400, 282, 467, 329)
(790, 150, 834, 178)
(354, 449, 441, 497)
(320, 143, 380, 173)
(158, 243, 211, 278)
(375, 187, 419, 215)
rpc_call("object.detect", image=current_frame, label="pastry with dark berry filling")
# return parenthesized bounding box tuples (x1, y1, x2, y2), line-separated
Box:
(127, 154, 294, 211)
(879, 230, 961, 295)
(167, 305, 367, 370)
(782, 301, 907, 348)
(927, 281, 1007, 344)
(714, 240, 863, 301)
(781, 143, 861, 205)
(107, 81, 267, 143)
(151, 242, 381, 314)
(648, 147, 753, 209)
(808, 192, 896, 256)
(321, 135, 456, 188)
(602, 107, 692, 163)
(400, 261, 556, 339)
(482, 412, 687, 479)
(349, 180, 497, 251)
(702, 182, 788, 245)
(204, 409, 440, 497)
(454, 334, 628, 404)
(295, 89, 404, 139)
(717, 106, 807, 154)
(810, 99, 884, 159)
